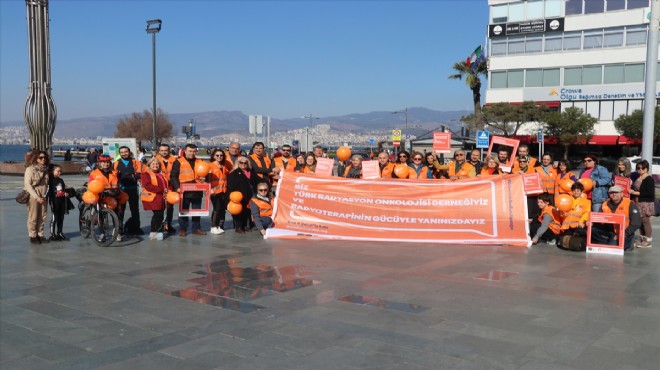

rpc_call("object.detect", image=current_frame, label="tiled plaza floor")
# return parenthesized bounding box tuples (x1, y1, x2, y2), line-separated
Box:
(1, 174, 659, 369)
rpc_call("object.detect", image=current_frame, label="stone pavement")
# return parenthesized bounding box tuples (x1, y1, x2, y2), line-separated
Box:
(1, 174, 659, 370)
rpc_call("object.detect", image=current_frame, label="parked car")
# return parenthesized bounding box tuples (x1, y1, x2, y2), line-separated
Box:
(627, 156, 660, 182)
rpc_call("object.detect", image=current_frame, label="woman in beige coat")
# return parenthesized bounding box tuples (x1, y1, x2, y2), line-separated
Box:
(24, 150, 50, 244)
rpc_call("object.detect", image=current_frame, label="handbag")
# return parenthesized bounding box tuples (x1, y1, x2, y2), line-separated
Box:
(15, 190, 30, 204)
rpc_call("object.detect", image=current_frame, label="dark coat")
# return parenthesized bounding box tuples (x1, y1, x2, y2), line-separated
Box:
(227, 169, 261, 207)
(140, 172, 167, 211)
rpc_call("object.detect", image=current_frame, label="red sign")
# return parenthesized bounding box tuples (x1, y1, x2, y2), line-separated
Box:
(522, 173, 543, 195)
(586, 212, 625, 255)
(486, 136, 520, 173)
(393, 141, 400, 147)
(613, 176, 632, 198)
(433, 132, 451, 153)
(361, 161, 380, 179)
(314, 157, 334, 176)
(178, 183, 211, 217)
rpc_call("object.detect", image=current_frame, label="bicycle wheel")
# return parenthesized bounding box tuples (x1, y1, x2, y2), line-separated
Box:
(90, 208, 119, 247)
(79, 204, 92, 238)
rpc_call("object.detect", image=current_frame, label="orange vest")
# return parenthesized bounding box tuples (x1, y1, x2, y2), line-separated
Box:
(156, 155, 176, 181)
(303, 166, 315, 174)
(224, 151, 241, 171)
(601, 198, 632, 231)
(539, 206, 562, 235)
(273, 157, 296, 185)
(408, 165, 428, 179)
(141, 170, 167, 202)
(448, 161, 475, 178)
(251, 197, 273, 217)
(343, 166, 363, 178)
(113, 158, 144, 174)
(249, 154, 272, 179)
(561, 197, 591, 230)
(480, 167, 502, 176)
(535, 166, 558, 194)
(554, 172, 574, 198)
(177, 157, 202, 184)
(89, 169, 119, 190)
(208, 162, 228, 194)
(512, 156, 537, 173)
(380, 162, 394, 178)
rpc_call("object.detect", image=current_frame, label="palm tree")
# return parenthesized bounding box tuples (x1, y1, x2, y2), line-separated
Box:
(448, 60, 488, 126)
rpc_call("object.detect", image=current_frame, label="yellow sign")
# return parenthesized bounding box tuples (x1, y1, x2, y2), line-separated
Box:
(392, 129, 402, 141)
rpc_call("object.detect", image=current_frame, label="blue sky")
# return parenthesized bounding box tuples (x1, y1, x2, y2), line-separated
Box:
(0, 0, 489, 122)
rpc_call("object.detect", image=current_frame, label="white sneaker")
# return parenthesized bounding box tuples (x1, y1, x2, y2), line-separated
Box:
(156, 232, 164, 241)
(116, 234, 122, 242)
(210, 227, 224, 235)
(149, 232, 157, 240)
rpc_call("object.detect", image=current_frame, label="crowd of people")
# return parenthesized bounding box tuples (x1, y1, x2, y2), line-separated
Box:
(21, 143, 656, 251)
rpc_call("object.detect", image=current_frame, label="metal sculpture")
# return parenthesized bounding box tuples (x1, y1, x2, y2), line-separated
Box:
(24, 0, 57, 153)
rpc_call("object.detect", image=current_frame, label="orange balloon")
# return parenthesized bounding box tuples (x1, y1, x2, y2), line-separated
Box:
(227, 201, 243, 215)
(578, 178, 593, 192)
(101, 196, 117, 210)
(117, 191, 129, 204)
(336, 146, 351, 162)
(195, 161, 210, 177)
(166, 191, 180, 205)
(87, 179, 104, 194)
(229, 191, 243, 203)
(556, 194, 573, 212)
(82, 191, 99, 205)
(559, 178, 575, 193)
(393, 164, 410, 179)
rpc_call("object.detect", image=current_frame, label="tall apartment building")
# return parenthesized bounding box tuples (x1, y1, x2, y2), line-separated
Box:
(485, 0, 658, 148)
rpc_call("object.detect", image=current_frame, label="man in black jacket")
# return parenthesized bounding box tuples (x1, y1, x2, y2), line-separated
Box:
(114, 146, 144, 236)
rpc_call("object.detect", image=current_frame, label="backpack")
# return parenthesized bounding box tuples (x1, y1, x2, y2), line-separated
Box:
(560, 235, 586, 252)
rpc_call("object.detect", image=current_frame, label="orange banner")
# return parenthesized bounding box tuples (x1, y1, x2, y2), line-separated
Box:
(267, 172, 531, 247)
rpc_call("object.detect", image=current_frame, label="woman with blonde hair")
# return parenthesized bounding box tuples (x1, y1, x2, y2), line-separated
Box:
(479, 154, 502, 176)
(141, 157, 168, 240)
(24, 150, 50, 244)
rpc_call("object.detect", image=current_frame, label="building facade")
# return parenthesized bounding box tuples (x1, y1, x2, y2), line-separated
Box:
(485, 0, 658, 147)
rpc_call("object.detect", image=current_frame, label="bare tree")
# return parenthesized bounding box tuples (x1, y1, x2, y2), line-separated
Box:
(114, 108, 174, 146)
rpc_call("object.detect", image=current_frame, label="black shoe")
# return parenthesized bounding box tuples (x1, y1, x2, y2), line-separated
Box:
(58, 233, 69, 241)
(167, 225, 177, 234)
(39, 237, 49, 244)
(49, 235, 60, 242)
(135, 228, 145, 236)
(30, 237, 40, 244)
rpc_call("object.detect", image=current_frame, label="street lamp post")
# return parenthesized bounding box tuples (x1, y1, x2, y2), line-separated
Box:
(301, 113, 320, 152)
(146, 19, 162, 150)
(392, 107, 408, 151)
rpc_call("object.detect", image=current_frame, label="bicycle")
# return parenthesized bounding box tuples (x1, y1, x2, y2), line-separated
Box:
(79, 162, 94, 175)
(77, 187, 120, 247)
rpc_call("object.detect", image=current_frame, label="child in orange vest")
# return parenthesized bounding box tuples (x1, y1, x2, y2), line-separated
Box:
(530, 193, 563, 245)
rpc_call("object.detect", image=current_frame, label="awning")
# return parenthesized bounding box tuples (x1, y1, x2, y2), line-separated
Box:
(587, 135, 619, 145)
(484, 101, 560, 109)
(510, 135, 532, 144)
(618, 136, 642, 145)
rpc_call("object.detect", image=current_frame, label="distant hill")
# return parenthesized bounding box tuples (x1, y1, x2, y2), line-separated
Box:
(2, 107, 471, 138)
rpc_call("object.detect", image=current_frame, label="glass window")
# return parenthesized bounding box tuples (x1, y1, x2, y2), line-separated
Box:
(508, 70, 524, 88)
(545, 35, 563, 51)
(626, 26, 647, 45)
(627, 100, 642, 114)
(613, 100, 628, 119)
(564, 32, 582, 50)
(491, 71, 507, 88)
(604, 64, 624, 84)
(600, 100, 614, 120)
(492, 4, 508, 23)
(509, 2, 525, 22)
(545, 0, 562, 17)
(526, 36, 542, 53)
(508, 36, 525, 54)
(565, 0, 583, 15)
(543, 68, 560, 86)
(584, 30, 603, 48)
(564, 67, 582, 85)
(586, 101, 600, 118)
(603, 28, 624, 47)
(607, 0, 625, 11)
(527, 0, 544, 19)
(624, 63, 644, 82)
(526, 69, 543, 87)
(491, 39, 507, 56)
(585, 0, 605, 13)
(627, 0, 649, 10)
(583, 66, 603, 84)
(573, 102, 587, 112)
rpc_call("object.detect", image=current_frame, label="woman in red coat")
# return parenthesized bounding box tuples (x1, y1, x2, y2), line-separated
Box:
(141, 158, 168, 240)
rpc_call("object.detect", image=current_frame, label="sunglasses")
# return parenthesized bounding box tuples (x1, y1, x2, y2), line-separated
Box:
(37, 156, 47, 159)
(257, 188, 269, 192)
(413, 157, 422, 161)
(583, 159, 594, 162)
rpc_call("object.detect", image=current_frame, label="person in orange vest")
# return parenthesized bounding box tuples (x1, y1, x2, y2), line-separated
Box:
(535, 153, 558, 200)
(88, 155, 123, 240)
(343, 155, 363, 178)
(408, 152, 432, 179)
(497, 148, 511, 174)
(170, 143, 206, 236)
(156, 144, 177, 233)
(377, 151, 394, 178)
(560, 182, 591, 237)
(511, 145, 537, 173)
(590, 185, 642, 251)
(272, 144, 296, 192)
(468, 149, 483, 174)
(514, 156, 536, 174)
(301, 153, 317, 174)
(248, 142, 278, 183)
(529, 193, 562, 245)
(208, 149, 229, 235)
(114, 146, 145, 236)
(479, 154, 503, 176)
(249, 182, 274, 236)
(432, 149, 476, 180)
(224, 141, 242, 170)
(554, 159, 577, 205)
(140, 158, 168, 241)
